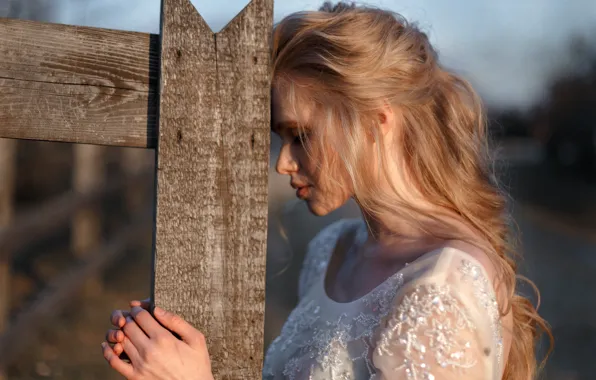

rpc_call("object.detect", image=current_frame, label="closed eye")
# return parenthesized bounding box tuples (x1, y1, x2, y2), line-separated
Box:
(292, 131, 310, 146)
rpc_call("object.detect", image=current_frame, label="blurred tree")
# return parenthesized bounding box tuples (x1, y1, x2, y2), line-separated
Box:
(491, 33, 596, 178)
(488, 108, 532, 138)
(531, 34, 596, 176)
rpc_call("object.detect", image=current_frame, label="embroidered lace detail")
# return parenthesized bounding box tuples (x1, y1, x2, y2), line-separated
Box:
(264, 220, 497, 380)
(264, 272, 405, 379)
(375, 283, 477, 379)
(458, 259, 503, 376)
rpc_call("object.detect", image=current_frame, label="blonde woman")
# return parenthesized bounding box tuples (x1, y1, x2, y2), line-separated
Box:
(102, 2, 551, 379)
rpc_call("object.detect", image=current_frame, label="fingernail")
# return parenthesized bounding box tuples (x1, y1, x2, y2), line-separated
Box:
(154, 306, 165, 316)
(101, 342, 107, 348)
(126, 316, 134, 323)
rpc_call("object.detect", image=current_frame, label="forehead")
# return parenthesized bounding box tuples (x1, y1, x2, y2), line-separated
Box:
(271, 83, 315, 130)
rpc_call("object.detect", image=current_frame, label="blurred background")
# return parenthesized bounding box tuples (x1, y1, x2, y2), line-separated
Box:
(0, 0, 595, 379)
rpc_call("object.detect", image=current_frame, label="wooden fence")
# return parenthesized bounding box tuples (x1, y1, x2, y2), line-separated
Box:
(0, 0, 272, 378)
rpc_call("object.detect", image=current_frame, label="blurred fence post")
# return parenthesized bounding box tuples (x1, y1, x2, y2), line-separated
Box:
(0, 138, 16, 380)
(71, 144, 105, 294)
(122, 148, 151, 215)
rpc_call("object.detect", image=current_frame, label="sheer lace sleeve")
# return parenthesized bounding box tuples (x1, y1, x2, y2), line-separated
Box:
(372, 249, 503, 380)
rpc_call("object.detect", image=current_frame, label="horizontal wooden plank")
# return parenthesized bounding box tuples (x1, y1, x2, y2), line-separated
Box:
(0, 18, 159, 148)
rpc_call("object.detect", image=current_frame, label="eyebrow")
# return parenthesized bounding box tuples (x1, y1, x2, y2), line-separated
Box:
(272, 120, 299, 133)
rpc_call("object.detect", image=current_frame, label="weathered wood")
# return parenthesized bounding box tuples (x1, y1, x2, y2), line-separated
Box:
(0, 212, 153, 371)
(0, 18, 159, 148)
(0, 138, 16, 380)
(153, 0, 271, 377)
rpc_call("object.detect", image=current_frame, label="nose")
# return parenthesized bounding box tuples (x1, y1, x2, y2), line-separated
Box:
(276, 143, 299, 175)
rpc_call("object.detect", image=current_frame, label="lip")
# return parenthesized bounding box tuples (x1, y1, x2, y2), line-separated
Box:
(290, 181, 309, 189)
(296, 186, 311, 199)
(291, 182, 311, 199)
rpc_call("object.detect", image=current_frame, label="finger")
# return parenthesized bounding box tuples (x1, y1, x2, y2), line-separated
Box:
(122, 315, 150, 348)
(102, 342, 134, 379)
(130, 298, 151, 309)
(111, 309, 130, 328)
(130, 306, 164, 339)
(113, 342, 124, 356)
(153, 306, 206, 350)
(122, 336, 141, 364)
(106, 329, 124, 344)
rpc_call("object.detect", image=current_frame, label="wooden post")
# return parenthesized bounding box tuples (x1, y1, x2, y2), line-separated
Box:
(153, 0, 271, 377)
(71, 143, 105, 293)
(0, 138, 16, 380)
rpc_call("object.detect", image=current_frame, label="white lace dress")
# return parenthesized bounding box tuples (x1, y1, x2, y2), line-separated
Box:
(263, 219, 504, 380)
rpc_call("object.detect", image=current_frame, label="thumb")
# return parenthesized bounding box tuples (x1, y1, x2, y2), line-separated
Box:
(153, 306, 207, 350)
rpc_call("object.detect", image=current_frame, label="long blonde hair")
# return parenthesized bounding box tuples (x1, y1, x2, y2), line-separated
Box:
(271, 2, 552, 379)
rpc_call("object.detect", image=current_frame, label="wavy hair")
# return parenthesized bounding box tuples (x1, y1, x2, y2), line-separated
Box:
(271, 2, 553, 379)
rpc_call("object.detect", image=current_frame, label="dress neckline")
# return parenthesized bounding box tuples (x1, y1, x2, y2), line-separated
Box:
(319, 220, 441, 307)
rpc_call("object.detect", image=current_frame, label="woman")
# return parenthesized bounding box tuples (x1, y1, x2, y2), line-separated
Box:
(102, 2, 551, 379)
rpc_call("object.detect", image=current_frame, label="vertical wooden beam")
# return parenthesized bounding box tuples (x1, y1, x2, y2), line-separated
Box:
(71, 144, 104, 294)
(153, 0, 271, 378)
(0, 138, 16, 380)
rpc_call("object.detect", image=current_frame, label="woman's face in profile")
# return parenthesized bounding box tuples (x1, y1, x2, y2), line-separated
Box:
(271, 86, 352, 216)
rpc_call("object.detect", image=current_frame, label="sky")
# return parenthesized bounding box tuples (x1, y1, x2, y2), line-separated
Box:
(12, 0, 596, 110)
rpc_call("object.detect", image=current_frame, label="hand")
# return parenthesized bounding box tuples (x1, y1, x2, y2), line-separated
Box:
(102, 301, 213, 380)
(106, 299, 151, 358)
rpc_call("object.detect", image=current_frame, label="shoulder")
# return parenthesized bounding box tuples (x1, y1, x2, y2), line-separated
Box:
(372, 244, 505, 379)
(298, 218, 364, 299)
(399, 242, 500, 294)
(401, 244, 503, 339)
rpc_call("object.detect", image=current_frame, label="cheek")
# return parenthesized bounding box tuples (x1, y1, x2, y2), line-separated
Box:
(311, 174, 352, 207)
(293, 144, 319, 179)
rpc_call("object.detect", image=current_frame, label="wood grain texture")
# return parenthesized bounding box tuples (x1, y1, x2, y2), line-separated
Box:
(0, 18, 159, 148)
(153, 0, 271, 378)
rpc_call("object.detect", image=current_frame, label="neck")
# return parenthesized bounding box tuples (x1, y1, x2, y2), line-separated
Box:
(359, 208, 443, 260)
(358, 203, 482, 260)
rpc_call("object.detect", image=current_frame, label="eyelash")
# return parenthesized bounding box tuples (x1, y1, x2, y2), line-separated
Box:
(292, 133, 309, 145)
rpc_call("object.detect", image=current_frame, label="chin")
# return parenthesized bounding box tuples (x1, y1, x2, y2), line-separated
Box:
(306, 201, 331, 216)
(305, 198, 345, 217)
